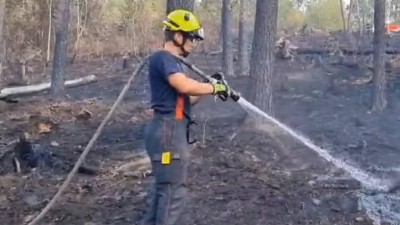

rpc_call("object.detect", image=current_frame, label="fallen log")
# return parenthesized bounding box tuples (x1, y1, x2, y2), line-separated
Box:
(210, 47, 400, 56)
(0, 75, 98, 98)
(329, 61, 396, 72)
(329, 61, 361, 68)
(296, 47, 400, 55)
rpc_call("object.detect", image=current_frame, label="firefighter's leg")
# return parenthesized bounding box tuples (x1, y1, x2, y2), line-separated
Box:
(155, 182, 188, 225)
(141, 117, 189, 225)
(140, 177, 158, 225)
(154, 118, 189, 225)
(140, 120, 162, 225)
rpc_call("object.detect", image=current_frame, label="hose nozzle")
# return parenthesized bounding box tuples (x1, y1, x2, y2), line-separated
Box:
(230, 90, 240, 102)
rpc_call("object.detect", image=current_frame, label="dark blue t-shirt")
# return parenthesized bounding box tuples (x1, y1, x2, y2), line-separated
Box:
(148, 50, 191, 118)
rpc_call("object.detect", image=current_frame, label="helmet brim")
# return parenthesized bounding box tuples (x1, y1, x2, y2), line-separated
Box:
(192, 28, 204, 41)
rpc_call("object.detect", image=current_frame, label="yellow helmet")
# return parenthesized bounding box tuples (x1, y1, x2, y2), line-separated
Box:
(163, 9, 204, 41)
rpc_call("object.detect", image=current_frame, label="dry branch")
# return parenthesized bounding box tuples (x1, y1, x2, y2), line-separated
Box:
(0, 75, 97, 98)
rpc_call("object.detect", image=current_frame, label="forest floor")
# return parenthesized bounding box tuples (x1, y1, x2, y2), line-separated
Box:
(1, 35, 400, 225)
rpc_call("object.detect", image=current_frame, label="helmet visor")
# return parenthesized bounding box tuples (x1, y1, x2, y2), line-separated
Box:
(192, 28, 204, 41)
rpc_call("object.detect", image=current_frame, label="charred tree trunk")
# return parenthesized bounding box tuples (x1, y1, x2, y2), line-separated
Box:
(248, 0, 278, 115)
(166, 0, 195, 14)
(0, 0, 6, 77)
(371, 0, 387, 111)
(222, 0, 234, 77)
(50, 0, 71, 97)
(238, 0, 249, 75)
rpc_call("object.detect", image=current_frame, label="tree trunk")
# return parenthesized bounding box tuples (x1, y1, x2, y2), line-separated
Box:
(166, 0, 195, 14)
(238, 0, 249, 75)
(50, 0, 71, 97)
(339, 0, 347, 31)
(46, 0, 53, 63)
(37, 0, 49, 62)
(0, 0, 6, 77)
(361, 2, 366, 35)
(248, 0, 278, 115)
(218, 25, 223, 51)
(371, 0, 387, 111)
(347, 0, 355, 31)
(222, 0, 234, 77)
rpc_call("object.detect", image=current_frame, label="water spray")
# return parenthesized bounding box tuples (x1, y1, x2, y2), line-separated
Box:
(176, 54, 400, 224)
(174, 54, 400, 194)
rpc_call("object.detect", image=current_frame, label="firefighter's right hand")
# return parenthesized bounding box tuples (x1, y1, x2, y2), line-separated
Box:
(211, 83, 229, 101)
(212, 83, 228, 94)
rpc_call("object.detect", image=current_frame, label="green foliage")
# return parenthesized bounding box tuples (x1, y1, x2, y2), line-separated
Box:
(195, 0, 222, 21)
(99, 0, 164, 25)
(277, 0, 350, 31)
(278, 0, 305, 30)
(304, 0, 343, 30)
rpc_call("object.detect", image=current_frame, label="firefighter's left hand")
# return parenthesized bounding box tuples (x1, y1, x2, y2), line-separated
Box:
(210, 72, 224, 82)
(203, 72, 224, 84)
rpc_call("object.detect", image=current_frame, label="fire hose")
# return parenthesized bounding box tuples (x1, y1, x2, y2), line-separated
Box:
(172, 55, 241, 102)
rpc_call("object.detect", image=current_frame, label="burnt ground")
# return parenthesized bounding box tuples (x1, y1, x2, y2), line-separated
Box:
(0, 49, 399, 225)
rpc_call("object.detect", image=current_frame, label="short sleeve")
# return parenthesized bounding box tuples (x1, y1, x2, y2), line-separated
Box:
(159, 52, 183, 79)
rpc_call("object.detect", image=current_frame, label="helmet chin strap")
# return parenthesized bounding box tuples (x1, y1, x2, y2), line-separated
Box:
(173, 35, 190, 58)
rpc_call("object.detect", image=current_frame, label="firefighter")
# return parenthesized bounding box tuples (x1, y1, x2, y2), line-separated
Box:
(140, 9, 229, 225)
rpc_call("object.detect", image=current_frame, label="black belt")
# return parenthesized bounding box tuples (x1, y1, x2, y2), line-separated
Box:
(152, 153, 181, 161)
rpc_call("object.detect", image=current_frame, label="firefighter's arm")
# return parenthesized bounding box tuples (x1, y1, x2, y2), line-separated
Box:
(167, 72, 215, 96)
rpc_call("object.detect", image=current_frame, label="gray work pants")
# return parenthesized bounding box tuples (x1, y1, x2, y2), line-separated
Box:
(140, 115, 189, 225)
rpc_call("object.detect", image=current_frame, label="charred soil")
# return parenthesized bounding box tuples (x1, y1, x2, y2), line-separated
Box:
(0, 49, 399, 224)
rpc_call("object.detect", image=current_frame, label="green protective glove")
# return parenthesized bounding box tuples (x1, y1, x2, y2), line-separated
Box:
(212, 83, 229, 95)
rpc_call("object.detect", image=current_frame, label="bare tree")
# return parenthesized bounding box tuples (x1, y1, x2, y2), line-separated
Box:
(222, 0, 234, 77)
(0, 0, 6, 76)
(166, 0, 195, 14)
(339, 0, 347, 31)
(50, 0, 71, 97)
(248, 0, 278, 115)
(238, 0, 249, 75)
(46, 0, 53, 64)
(371, 0, 387, 111)
(347, 0, 355, 31)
